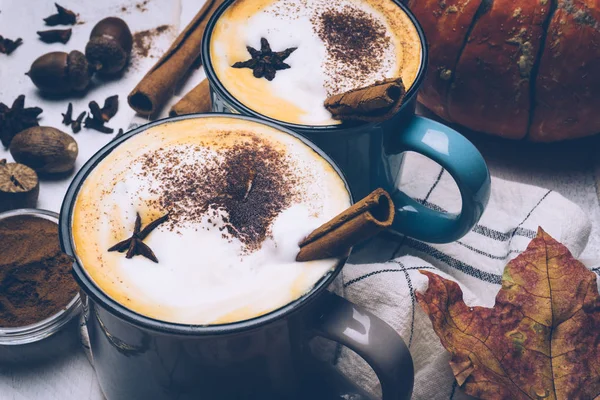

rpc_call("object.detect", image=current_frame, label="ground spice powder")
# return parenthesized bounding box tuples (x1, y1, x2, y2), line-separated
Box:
(0, 215, 78, 327)
(132, 25, 171, 59)
(139, 133, 300, 253)
(315, 5, 392, 95)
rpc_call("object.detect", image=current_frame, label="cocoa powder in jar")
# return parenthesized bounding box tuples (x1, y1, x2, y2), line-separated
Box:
(0, 215, 78, 327)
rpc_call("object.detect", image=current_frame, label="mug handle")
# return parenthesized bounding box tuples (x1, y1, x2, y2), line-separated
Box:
(390, 116, 491, 243)
(309, 291, 414, 400)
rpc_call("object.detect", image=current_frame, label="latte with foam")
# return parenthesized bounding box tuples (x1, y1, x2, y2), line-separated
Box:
(209, 0, 422, 126)
(72, 117, 350, 325)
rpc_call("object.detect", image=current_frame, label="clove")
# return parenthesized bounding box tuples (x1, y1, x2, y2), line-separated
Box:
(43, 3, 77, 26)
(37, 29, 72, 44)
(62, 103, 73, 125)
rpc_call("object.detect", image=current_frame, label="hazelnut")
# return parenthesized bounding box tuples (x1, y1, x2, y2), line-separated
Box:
(27, 50, 91, 94)
(10, 126, 78, 174)
(85, 17, 133, 75)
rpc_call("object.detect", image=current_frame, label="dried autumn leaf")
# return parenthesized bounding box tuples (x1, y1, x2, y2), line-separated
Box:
(416, 228, 600, 400)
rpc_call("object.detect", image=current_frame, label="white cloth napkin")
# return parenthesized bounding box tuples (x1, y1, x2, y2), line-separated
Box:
(333, 152, 592, 399)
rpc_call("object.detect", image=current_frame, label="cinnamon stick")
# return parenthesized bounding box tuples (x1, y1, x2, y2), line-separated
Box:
(169, 78, 212, 117)
(296, 189, 395, 262)
(128, 0, 225, 116)
(324, 78, 406, 123)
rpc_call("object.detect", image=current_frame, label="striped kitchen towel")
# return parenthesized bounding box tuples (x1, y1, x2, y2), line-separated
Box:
(334, 152, 592, 400)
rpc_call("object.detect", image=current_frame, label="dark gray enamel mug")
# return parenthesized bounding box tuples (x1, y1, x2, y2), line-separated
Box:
(60, 114, 414, 400)
(202, 0, 491, 245)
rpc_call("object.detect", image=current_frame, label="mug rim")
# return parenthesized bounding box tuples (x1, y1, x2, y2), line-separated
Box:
(59, 113, 352, 336)
(201, 0, 429, 131)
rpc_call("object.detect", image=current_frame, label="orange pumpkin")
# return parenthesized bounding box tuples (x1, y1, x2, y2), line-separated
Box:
(407, 0, 600, 141)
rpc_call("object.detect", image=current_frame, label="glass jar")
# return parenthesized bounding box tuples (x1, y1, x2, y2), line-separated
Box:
(0, 209, 82, 363)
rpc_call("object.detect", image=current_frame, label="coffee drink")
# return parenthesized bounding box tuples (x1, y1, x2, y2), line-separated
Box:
(72, 117, 350, 325)
(209, 0, 422, 126)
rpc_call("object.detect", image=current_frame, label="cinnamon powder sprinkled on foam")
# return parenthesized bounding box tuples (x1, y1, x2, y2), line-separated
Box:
(315, 5, 392, 95)
(137, 133, 300, 252)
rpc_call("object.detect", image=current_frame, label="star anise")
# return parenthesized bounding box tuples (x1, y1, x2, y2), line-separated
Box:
(108, 213, 169, 263)
(0, 95, 43, 148)
(232, 38, 297, 81)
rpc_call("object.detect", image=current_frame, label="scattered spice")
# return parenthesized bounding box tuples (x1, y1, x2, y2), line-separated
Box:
(0, 160, 39, 212)
(84, 116, 113, 133)
(315, 5, 392, 95)
(43, 3, 77, 26)
(62, 103, 73, 125)
(0, 35, 23, 55)
(37, 28, 72, 44)
(132, 25, 170, 59)
(139, 134, 299, 252)
(232, 38, 297, 81)
(242, 169, 256, 202)
(100, 95, 119, 122)
(84, 98, 116, 133)
(136, 0, 150, 12)
(72, 111, 86, 133)
(0, 95, 43, 148)
(63, 100, 111, 134)
(0, 215, 78, 327)
(88, 101, 103, 121)
(108, 213, 169, 263)
(211, 142, 294, 248)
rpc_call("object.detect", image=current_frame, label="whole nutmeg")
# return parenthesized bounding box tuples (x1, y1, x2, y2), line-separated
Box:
(27, 51, 91, 94)
(85, 17, 133, 75)
(0, 159, 39, 212)
(10, 126, 78, 174)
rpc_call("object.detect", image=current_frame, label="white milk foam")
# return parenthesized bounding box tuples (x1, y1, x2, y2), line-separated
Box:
(245, 10, 332, 124)
(210, 0, 422, 125)
(72, 118, 351, 325)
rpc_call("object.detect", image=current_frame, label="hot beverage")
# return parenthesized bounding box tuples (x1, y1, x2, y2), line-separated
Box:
(72, 117, 350, 325)
(209, 0, 422, 125)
